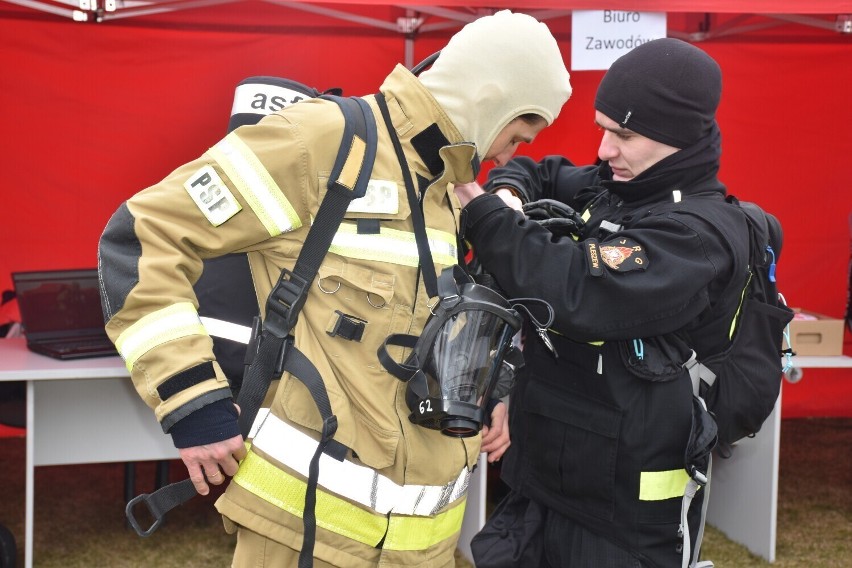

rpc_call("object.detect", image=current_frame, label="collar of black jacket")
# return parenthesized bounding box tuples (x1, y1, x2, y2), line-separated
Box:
(600, 123, 725, 206)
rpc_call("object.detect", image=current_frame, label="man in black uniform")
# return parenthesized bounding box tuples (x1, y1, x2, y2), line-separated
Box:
(453, 38, 746, 567)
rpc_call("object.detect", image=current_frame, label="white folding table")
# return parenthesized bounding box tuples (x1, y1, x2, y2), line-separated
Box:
(0, 338, 179, 568)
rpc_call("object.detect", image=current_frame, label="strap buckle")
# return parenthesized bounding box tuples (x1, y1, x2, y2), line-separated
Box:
(265, 267, 310, 338)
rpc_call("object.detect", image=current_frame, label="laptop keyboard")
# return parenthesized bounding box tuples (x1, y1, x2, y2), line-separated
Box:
(44, 338, 115, 354)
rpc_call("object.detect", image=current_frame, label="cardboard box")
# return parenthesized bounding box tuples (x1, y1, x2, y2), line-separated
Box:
(789, 309, 844, 356)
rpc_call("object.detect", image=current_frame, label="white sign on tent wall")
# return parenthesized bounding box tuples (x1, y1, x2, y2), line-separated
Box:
(571, 10, 667, 71)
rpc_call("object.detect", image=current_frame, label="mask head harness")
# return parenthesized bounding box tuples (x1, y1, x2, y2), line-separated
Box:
(378, 265, 523, 437)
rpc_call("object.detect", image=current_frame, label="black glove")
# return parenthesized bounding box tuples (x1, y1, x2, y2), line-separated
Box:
(522, 198, 585, 237)
(490, 345, 524, 400)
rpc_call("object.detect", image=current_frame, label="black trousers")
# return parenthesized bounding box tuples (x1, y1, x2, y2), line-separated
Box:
(471, 491, 643, 568)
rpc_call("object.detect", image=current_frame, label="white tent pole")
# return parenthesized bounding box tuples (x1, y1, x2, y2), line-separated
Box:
(264, 0, 398, 31)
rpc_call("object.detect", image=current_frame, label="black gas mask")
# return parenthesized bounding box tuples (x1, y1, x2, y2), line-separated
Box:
(378, 266, 524, 437)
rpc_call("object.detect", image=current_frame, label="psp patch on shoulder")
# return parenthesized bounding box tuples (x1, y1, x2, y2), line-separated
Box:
(184, 165, 242, 226)
(599, 238, 648, 272)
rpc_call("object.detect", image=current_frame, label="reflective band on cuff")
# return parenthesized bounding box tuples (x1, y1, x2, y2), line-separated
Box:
(200, 317, 252, 344)
(328, 222, 457, 268)
(209, 132, 301, 237)
(234, 451, 466, 549)
(250, 410, 470, 516)
(639, 468, 691, 501)
(115, 302, 207, 371)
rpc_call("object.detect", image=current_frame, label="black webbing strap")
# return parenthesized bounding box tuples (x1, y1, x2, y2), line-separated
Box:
(126, 97, 377, 558)
(375, 92, 439, 298)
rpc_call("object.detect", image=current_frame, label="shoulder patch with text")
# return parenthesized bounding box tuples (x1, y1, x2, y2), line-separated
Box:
(585, 239, 604, 277)
(184, 165, 242, 226)
(599, 238, 648, 272)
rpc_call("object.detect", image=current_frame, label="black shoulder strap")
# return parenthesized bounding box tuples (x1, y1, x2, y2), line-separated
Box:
(238, 96, 376, 438)
(126, 97, 378, 559)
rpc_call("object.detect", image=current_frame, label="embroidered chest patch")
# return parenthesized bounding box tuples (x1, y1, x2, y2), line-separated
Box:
(600, 238, 648, 272)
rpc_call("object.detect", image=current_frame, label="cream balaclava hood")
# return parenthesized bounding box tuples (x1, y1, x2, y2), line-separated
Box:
(418, 10, 572, 162)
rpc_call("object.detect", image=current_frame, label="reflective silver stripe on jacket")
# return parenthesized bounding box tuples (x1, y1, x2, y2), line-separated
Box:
(249, 409, 470, 516)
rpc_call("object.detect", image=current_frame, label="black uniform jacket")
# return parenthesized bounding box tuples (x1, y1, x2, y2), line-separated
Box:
(461, 127, 751, 567)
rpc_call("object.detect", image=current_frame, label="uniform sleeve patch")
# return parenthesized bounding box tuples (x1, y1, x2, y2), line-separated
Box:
(585, 239, 604, 277)
(184, 165, 242, 226)
(600, 237, 648, 272)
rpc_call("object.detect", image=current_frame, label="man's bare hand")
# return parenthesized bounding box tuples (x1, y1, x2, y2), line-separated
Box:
(494, 188, 523, 211)
(453, 181, 486, 207)
(481, 401, 510, 463)
(178, 435, 247, 496)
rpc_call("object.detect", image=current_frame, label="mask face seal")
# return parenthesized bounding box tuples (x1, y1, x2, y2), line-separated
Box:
(379, 266, 522, 437)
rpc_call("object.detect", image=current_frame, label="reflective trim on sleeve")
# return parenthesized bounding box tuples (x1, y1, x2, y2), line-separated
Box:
(115, 302, 208, 371)
(200, 316, 252, 344)
(639, 468, 691, 501)
(250, 410, 470, 516)
(233, 450, 466, 550)
(208, 132, 302, 237)
(328, 222, 457, 267)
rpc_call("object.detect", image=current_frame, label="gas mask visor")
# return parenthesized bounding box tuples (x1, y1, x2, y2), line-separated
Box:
(378, 266, 523, 437)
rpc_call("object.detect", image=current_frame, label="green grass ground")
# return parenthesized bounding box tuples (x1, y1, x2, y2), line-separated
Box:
(0, 417, 848, 567)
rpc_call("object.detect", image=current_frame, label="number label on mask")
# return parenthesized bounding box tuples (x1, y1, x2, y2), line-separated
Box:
(419, 400, 433, 414)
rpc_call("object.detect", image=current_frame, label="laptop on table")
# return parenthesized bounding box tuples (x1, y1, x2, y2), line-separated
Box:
(12, 268, 118, 360)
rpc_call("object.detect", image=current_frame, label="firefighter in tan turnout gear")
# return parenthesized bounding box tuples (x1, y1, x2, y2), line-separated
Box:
(98, 10, 571, 567)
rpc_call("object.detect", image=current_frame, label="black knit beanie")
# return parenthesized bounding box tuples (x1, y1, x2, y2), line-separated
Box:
(594, 38, 721, 149)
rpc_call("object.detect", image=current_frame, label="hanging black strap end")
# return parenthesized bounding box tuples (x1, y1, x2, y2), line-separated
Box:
(125, 478, 197, 537)
(126, 492, 163, 537)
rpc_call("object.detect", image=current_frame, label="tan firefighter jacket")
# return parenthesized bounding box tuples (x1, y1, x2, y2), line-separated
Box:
(98, 65, 483, 566)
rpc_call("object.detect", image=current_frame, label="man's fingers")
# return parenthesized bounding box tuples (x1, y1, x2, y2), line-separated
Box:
(487, 439, 511, 463)
(187, 466, 210, 496)
(206, 468, 224, 485)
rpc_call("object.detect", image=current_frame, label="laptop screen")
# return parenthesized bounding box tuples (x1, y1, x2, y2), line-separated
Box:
(12, 269, 106, 338)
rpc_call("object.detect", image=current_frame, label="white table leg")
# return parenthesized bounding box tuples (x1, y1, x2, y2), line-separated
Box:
(458, 453, 487, 563)
(24, 380, 34, 568)
(706, 390, 781, 562)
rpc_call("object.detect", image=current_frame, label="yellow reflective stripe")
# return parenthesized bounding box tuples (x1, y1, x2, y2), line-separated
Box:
(115, 302, 207, 371)
(384, 501, 466, 551)
(639, 468, 691, 501)
(729, 272, 752, 340)
(234, 451, 386, 546)
(234, 451, 465, 550)
(208, 132, 301, 236)
(548, 328, 604, 346)
(328, 222, 457, 267)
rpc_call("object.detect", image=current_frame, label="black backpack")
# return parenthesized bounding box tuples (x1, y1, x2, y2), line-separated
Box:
(687, 196, 795, 448)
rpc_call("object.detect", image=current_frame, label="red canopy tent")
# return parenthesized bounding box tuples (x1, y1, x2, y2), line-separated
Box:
(1, 0, 850, 417)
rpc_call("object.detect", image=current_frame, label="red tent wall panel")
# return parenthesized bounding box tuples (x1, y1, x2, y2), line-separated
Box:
(1, 8, 850, 416)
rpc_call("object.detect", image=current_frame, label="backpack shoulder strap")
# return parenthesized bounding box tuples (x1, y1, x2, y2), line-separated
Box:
(238, 95, 377, 436)
(241, 95, 377, 568)
(262, 95, 377, 338)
